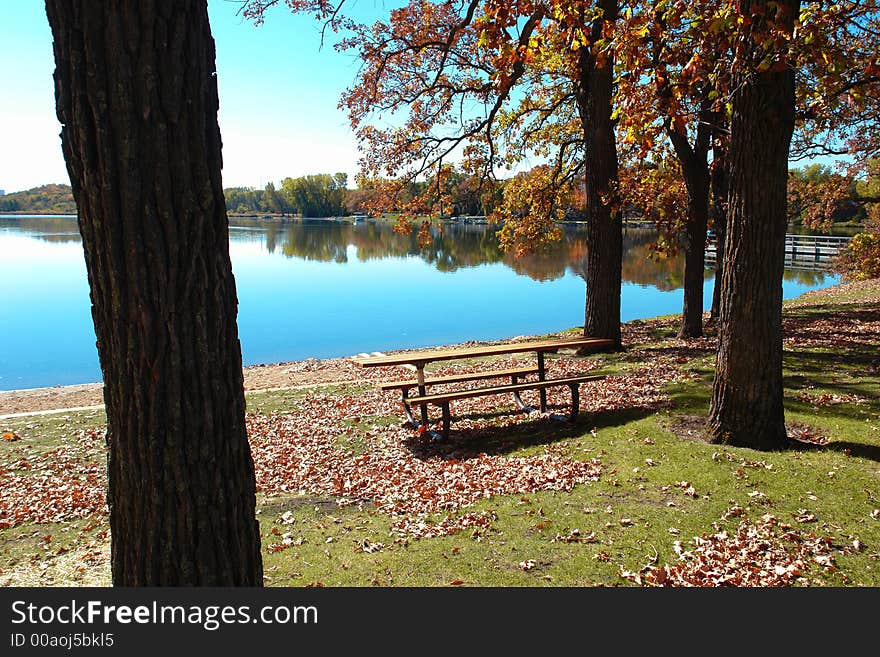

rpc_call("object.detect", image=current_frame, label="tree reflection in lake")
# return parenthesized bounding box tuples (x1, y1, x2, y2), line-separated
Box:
(1, 214, 834, 289)
(239, 218, 833, 289)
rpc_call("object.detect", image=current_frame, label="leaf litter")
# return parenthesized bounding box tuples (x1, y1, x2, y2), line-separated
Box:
(620, 512, 838, 587)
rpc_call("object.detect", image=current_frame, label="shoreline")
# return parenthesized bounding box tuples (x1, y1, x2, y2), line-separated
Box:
(2, 278, 873, 418)
(0, 329, 578, 417)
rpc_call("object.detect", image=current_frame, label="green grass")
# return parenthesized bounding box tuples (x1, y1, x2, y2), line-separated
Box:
(2, 281, 878, 587)
(245, 383, 370, 415)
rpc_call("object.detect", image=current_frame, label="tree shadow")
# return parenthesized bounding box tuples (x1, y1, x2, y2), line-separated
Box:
(785, 349, 878, 370)
(402, 404, 657, 461)
(619, 344, 716, 362)
(787, 438, 880, 464)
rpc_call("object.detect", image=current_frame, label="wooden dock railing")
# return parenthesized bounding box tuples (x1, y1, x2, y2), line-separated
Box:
(706, 233, 850, 271)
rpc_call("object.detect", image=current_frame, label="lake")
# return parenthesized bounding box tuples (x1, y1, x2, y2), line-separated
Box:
(0, 215, 838, 391)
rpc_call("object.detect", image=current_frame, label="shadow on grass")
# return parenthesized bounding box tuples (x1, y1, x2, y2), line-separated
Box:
(785, 349, 879, 371)
(785, 305, 880, 323)
(787, 439, 880, 464)
(403, 404, 657, 460)
(667, 390, 711, 416)
(623, 345, 716, 362)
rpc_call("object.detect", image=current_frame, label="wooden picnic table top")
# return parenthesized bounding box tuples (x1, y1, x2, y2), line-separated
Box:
(351, 336, 614, 368)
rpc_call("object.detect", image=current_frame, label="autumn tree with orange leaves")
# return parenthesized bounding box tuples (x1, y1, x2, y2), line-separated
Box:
(612, 0, 878, 447)
(246, 0, 626, 348)
(615, 0, 732, 339)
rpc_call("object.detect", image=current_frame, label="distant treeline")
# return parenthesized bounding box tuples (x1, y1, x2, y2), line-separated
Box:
(9, 164, 875, 229)
(225, 168, 504, 218)
(0, 184, 77, 214)
(3, 175, 504, 219)
(226, 173, 348, 217)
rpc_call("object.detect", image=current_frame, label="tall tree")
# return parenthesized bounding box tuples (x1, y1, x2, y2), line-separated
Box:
(577, 0, 623, 346)
(615, 0, 733, 339)
(46, 0, 263, 584)
(247, 0, 625, 348)
(707, 0, 799, 449)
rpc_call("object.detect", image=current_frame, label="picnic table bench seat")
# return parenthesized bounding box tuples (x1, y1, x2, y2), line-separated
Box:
(406, 373, 607, 438)
(376, 366, 541, 391)
(377, 365, 542, 426)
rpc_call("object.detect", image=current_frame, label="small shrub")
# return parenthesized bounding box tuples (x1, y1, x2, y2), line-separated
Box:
(835, 220, 880, 280)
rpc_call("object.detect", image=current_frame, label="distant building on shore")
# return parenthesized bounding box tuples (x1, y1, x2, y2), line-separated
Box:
(0, 189, 5, 196)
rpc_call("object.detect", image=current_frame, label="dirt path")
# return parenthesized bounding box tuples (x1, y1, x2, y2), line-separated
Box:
(0, 357, 380, 417)
(0, 340, 505, 417)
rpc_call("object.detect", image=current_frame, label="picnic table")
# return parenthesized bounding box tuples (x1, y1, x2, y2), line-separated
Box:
(351, 336, 614, 438)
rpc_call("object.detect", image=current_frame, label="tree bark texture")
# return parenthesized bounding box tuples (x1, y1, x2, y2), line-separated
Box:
(46, 0, 263, 584)
(709, 132, 729, 322)
(576, 0, 622, 349)
(707, 0, 799, 450)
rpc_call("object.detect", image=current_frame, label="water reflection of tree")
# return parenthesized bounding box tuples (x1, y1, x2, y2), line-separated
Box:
(16, 216, 828, 290)
(261, 220, 695, 288)
(0, 215, 81, 243)
(783, 269, 828, 286)
(618, 229, 688, 291)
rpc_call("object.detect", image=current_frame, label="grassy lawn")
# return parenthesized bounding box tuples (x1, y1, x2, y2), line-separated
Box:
(1, 280, 878, 587)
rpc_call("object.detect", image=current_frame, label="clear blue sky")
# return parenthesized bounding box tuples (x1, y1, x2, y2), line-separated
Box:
(0, 1, 387, 194)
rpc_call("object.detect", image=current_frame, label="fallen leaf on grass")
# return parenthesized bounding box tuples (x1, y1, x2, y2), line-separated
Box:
(673, 481, 697, 497)
(795, 510, 818, 523)
(552, 529, 597, 544)
(354, 540, 385, 554)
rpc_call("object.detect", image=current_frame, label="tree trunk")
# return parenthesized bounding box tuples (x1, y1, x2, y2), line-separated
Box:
(577, 0, 622, 349)
(707, 0, 799, 450)
(666, 101, 712, 340)
(678, 180, 710, 338)
(709, 130, 729, 322)
(46, 0, 263, 585)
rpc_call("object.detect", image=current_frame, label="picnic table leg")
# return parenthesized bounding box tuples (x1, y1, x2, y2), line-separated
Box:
(511, 373, 528, 410)
(568, 383, 580, 422)
(537, 352, 547, 412)
(441, 402, 451, 439)
(416, 365, 429, 427)
(400, 388, 416, 425)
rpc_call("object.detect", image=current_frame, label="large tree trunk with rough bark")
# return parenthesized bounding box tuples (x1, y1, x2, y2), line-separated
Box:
(707, 0, 799, 450)
(577, 0, 622, 349)
(46, 0, 263, 585)
(709, 129, 729, 322)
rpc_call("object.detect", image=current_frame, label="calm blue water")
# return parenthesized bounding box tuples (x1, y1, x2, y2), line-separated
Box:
(0, 215, 839, 391)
